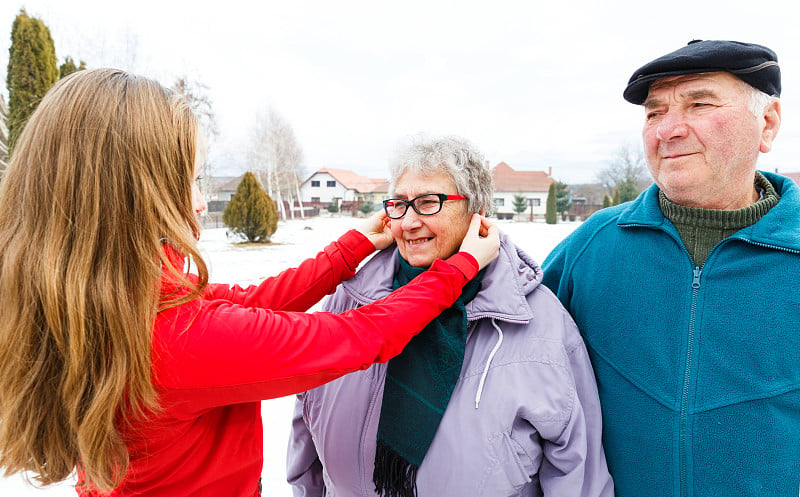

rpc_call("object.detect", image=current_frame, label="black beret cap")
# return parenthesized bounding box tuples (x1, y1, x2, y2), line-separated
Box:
(623, 39, 781, 104)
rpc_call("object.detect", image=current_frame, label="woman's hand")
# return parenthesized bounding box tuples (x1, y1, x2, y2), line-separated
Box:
(459, 214, 500, 270)
(356, 211, 394, 250)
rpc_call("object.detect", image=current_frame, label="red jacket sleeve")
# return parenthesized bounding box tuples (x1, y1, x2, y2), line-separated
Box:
(202, 229, 376, 312)
(153, 252, 478, 417)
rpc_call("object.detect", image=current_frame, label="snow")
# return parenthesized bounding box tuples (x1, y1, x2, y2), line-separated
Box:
(1, 215, 579, 496)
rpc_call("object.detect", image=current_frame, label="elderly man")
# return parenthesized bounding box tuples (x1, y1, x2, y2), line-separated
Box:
(542, 40, 798, 496)
(288, 136, 613, 497)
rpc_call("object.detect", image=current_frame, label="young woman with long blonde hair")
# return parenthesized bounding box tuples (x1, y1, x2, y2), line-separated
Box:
(0, 68, 499, 496)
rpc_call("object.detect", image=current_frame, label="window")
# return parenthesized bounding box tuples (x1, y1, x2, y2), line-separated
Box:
(530, 198, 541, 207)
(327, 180, 336, 187)
(493, 198, 505, 207)
(311, 197, 320, 203)
(311, 180, 320, 187)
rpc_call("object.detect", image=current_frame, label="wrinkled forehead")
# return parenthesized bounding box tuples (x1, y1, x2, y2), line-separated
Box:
(645, 71, 748, 104)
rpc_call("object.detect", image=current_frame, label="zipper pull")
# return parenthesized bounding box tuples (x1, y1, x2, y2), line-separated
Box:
(692, 267, 702, 289)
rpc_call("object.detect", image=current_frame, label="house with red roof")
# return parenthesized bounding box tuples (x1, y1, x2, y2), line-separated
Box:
(299, 168, 388, 211)
(491, 162, 554, 220)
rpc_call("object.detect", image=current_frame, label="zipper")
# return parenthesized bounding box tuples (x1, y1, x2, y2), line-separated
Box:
(676, 238, 797, 497)
(679, 266, 702, 497)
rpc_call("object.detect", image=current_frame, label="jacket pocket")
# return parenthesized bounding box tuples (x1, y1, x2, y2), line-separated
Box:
(485, 431, 535, 496)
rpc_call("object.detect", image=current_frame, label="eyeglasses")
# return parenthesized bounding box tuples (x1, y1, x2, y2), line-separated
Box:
(382, 193, 468, 219)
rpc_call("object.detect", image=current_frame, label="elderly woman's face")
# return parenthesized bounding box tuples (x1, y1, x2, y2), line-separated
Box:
(389, 169, 471, 268)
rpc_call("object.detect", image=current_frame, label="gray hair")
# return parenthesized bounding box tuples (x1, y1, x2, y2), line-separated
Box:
(745, 83, 778, 117)
(388, 135, 494, 215)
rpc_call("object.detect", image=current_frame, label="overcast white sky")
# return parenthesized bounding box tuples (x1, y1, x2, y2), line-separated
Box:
(2, 0, 799, 184)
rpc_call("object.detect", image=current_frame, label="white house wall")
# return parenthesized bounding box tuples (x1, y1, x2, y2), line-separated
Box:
(492, 191, 548, 217)
(299, 172, 356, 203)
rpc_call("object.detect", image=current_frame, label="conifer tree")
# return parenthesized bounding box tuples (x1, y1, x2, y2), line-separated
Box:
(555, 181, 572, 220)
(602, 193, 612, 209)
(512, 194, 527, 219)
(613, 187, 621, 206)
(223, 172, 278, 243)
(6, 9, 59, 152)
(545, 182, 558, 224)
(59, 56, 86, 79)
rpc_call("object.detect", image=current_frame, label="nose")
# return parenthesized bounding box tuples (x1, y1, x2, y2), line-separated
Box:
(192, 183, 208, 214)
(655, 109, 689, 142)
(400, 207, 423, 230)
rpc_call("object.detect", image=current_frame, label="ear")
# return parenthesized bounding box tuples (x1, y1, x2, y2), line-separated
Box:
(759, 99, 781, 153)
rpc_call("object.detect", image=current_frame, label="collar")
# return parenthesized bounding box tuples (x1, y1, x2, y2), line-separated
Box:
(340, 232, 537, 324)
(616, 171, 800, 253)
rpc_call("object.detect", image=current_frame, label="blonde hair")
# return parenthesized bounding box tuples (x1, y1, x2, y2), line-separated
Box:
(0, 68, 208, 491)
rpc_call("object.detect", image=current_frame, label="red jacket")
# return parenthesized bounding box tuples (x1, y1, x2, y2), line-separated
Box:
(77, 230, 477, 496)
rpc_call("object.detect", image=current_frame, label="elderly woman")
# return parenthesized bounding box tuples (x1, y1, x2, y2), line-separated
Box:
(287, 136, 614, 497)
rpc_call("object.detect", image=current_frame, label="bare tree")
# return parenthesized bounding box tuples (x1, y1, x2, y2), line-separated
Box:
(248, 108, 306, 220)
(596, 143, 652, 203)
(172, 77, 218, 198)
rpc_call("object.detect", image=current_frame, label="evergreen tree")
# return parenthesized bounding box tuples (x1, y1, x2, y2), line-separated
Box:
(222, 172, 278, 243)
(613, 187, 621, 206)
(6, 9, 59, 152)
(545, 182, 558, 224)
(326, 202, 339, 214)
(555, 181, 572, 220)
(616, 178, 640, 203)
(59, 56, 86, 79)
(602, 193, 612, 209)
(512, 194, 527, 219)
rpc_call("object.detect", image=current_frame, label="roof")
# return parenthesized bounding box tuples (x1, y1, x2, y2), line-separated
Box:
(212, 176, 240, 191)
(491, 162, 553, 192)
(306, 168, 387, 193)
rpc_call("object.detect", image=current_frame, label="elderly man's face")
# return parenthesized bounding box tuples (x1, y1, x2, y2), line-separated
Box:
(389, 169, 472, 268)
(642, 72, 779, 209)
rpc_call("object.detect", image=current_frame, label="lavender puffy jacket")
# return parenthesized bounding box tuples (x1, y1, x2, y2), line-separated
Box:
(287, 233, 614, 497)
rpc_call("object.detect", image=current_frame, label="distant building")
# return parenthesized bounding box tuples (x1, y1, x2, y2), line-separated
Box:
(299, 168, 387, 212)
(207, 176, 240, 203)
(568, 183, 606, 220)
(491, 162, 554, 220)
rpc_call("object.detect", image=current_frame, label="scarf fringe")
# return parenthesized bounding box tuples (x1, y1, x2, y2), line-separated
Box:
(373, 442, 419, 497)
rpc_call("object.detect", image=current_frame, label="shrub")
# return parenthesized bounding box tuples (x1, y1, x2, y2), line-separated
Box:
(222, 172, 278, 242)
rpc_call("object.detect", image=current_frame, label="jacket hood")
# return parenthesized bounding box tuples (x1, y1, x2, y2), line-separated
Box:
(616, 171, 800, 253)
(340, 231, 538, 323)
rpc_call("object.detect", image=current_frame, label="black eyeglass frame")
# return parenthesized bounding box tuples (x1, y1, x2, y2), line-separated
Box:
(382, 193, 468, 219)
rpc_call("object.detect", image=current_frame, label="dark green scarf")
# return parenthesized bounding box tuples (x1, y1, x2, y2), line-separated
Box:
(373, 255, 484, 497)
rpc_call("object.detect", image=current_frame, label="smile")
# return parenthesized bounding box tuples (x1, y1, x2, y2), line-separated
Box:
(407, 238, 432, 246)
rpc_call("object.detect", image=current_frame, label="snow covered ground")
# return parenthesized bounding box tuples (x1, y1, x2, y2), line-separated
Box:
(1, 215, 580, 496)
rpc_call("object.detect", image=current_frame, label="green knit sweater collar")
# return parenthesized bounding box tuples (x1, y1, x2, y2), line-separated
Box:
(658, 171, 779, 265)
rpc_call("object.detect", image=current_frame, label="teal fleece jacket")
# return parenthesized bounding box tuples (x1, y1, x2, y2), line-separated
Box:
(542, 171, 800, 497)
